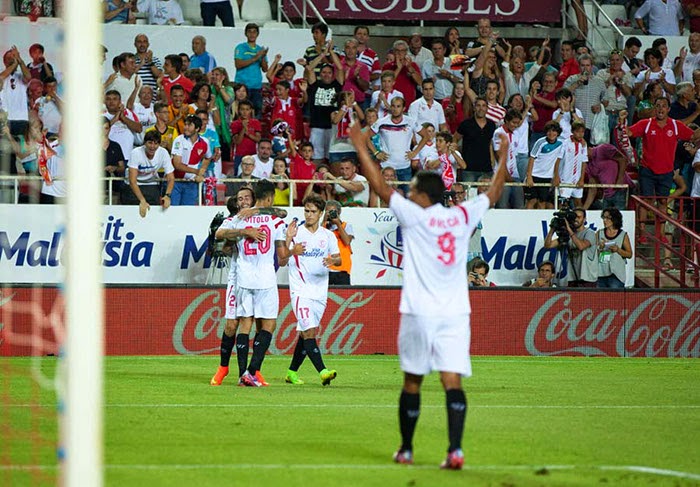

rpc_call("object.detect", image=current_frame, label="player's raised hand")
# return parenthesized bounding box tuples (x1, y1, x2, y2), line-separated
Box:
(286, 218, 299, 239)
(243, 227, 267, 241)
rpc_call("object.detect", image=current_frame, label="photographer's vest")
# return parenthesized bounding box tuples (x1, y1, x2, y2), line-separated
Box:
(329, 222, 352, 274)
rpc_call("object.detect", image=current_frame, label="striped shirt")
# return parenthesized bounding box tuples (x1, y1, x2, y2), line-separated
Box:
(135, 56, 162, 90)
(486, 102, 506, 126)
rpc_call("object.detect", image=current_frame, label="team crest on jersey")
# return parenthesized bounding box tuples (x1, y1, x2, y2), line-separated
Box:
(319, 239, 327, 248)
(368, 227, 403, 278)
(666, 130, 674, 137)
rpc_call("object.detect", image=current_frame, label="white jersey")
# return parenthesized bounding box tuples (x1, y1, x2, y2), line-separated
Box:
(372, 114, 420, 171)
(552, 108, 583, 140)
(389, 192, 490, 316)
(492, 126, 519, 180)
(127, 146, 174, 184)
(370, 89, 404, 118)
(233, 212, 286, 289)
(288, 225, 340, 300)
(558, 137, 588, 184)
(251, 155, 274, 179)
(217, 216, 241, 282)
(530, 136, 563, 179)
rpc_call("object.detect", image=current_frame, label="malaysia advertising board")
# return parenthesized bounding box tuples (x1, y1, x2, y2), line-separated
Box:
(283, 0, 562, 23)
(1, 288, 697, 358)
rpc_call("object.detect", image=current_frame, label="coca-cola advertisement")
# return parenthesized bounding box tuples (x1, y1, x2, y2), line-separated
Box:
(1, 287, 698, 358)
(283, 0, 562, 23)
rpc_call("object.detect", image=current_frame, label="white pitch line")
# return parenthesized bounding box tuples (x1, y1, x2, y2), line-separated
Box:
(6, 403, 700, 409)
(2, 464, 699, 480)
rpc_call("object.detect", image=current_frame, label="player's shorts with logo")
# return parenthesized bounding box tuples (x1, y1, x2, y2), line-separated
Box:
(559, 186, 583, 199)
(398, 313, 472, 377)
(290, 294, 327, 331)
(237, 286, 279, 319)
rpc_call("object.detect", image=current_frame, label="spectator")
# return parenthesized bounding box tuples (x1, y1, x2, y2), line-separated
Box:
(167, 84, 195, 134)
(103, 90, 142, 165)
(133, 34, 162, 90)
(544, 208, 598, 287)
(466, 75, 505, 126)
(27, 44, 55, 83)
(553, 120, 588, 208)
(407, 33, 433, 75)
(354, 26, 382, 103)
(635, 48, 676, 100)
(306, 50, 344, 165)
(270, 80, 304, 140)
(442, 80, 469, 134)
(250, 139, 274, 179)
(507, 93, 538, 182)
(209, 67, 234, 169)
(3, 118, 42, 202)
(635, 0, 684, 36)
(371, 166, 401, 207)
(305, 163, 334, 202)
(99, 115, 124, 201)
(522, 260, 557, 287)
(525, 121, 562, 209)
(270, 157, 290, 206)
(137, 0, 184, 25)
(444, 27, 464, 56)
(199, 0, 234, 27)
(382, 40, 422, 109)
(341, 38, 371, 108)
(132, 85, 156, 145)
(492, 109, 525, 209)
(597, 49, 634, 135)
(27, 78, 44, 119)
(636, 80, 663, 119)
(146, 101, 178, 153)
(230, 100, 261, 174)
(171, 114, 211, 205)
(324, 200, 354, 285)
(1, 48, 32, 135)
(180, 53, 191, 72)
(302, 22, 341, 80)
(469, 39, 504, 101)
(224, 154, 258, 197)
(530, 72, 559, 146)
(552, 88, 584, 139)
(465, 18, 507, 59)
(159, 54, 194, 103)
(584, 143, 632, 211)
(267, 59, 307, 139)
(502, 38, 545, 102)
(670, 81, 700, 125)
(189, 82, 217, 132)
(331, 158, 369, 206)
(234, 23, 269, 115)
(408, 78, 448, 133)
(676, 33, 700, 83)
(564, 54, 606, 142)
(571, 0, 589, 40)
(622, 37, 644, 76)
(190, 35, 217, 74)
(40, 142, 66, 204)
(289, 141, 317, 205)
(422, 39, 461, 103)
(456, 97, 496, 182)
(196, 109, 221, 177)
(103, 0, 133, 23)
(34, 76, 62, 138)
(370, 70, 404, 119)
(329, 91, 363, 167)
(468, 258, 495, 287)
(123, 130, 174, 216)
(596, 208, 633, 288)
(425, 131, 465, 191)
(651, 37, 674, 72)
(685, 0, 700, 33)
(556, 40, 580, 90)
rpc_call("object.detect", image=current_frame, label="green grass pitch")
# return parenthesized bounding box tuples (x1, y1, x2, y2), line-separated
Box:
(3, 355, 700, 486)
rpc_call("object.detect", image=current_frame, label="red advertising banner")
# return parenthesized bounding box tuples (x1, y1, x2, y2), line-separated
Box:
(1, 287, 698, 358)
(283, 0, 562, 24)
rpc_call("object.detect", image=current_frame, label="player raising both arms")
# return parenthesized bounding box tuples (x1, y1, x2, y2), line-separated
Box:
(234, 180, 291, 387)
(348, 122, 508, 469)
(210, 187, 287, 386)
(284, 194, 341, 386)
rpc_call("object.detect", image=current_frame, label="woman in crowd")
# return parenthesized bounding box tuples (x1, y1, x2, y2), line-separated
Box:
(506, 93, 538, 183)
(597, 207, 633, 288)
(442, 81, 470, 135)
(271, 157, 290, 206)
(230, 82, 250, 121)
(529, 72, 558, 148)
(635, 80, 662, 121)
(329, 90, 364, 172)
(210, 67, 235, 167)
(470, 39, 504, 101)
(444, 27, 463, 56)
(189, 82, 217, 132)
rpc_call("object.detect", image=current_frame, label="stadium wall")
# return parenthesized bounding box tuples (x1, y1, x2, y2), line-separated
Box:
(1, 287, 697, 358)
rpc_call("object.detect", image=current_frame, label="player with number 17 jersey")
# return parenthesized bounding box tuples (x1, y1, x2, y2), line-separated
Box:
(288, 225, 340, 301)
(233, 214, 286, 289)
(389, 192, 490, 316)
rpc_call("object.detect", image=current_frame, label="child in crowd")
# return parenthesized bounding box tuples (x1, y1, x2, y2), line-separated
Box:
(288, 140, 317, 206)
(552, 88, 583, 139)
(554, 121, 588, 208)
(526, 121, 563, 209)
(230, 100, 261, 175)
(270, 157, 290, 206)
(370, 71, 404, 118)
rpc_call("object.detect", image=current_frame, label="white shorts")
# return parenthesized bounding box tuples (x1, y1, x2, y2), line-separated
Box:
(398, 313, 472, 377)
(237, 286, 279, 319)
(291, 294, 327, 332)
(225, 280, 238, 320)
(310, 128, 332, 160)
(559, 186, 583, 199)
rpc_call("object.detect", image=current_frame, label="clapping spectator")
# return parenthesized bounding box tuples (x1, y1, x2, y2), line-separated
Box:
(382, 40, 422, 108)
(136, 0, 184, 25)
(27, 44, 55, 83)
(34, 76, 62, 138)
(132, 85, 157, 143)
(341, 38, 371, 107)
(230, 100, 261, 174)
(234, 23, 269, 115)
(133, 34, 162, 91)
(676, 33, 700, 83)
(1, 47, 31, 135)
(370, 70, 403, 119)
(634, 48, 676, 98)
(166, 84, 195, 134)
(423, 39, 462, 103)
(103, 90, 142, 166)
(104, 0, 134, 23)
(329, 90, 363, 168)
(106, 53, 142, 105)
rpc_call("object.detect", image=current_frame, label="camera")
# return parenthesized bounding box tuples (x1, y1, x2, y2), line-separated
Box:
(327, 209, 339, 220)
(207, 211, 226, 256)
(442, 190, 456, 207)
(550, 207, 578, 245)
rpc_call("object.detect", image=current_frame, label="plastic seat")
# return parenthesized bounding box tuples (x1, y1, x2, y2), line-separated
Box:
(240, 0, 271, 23)
(3, 15, 31, 23)
(601, 5, 628, 25)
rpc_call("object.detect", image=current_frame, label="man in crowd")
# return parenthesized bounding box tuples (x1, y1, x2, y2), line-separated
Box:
(306, 47, 344, 164)
(199, 0, 235, 27)
(354, 25, 382, 103)
(522, 261, 557, 287)
(422, 39, 461, 103)
(160, 54, 194, 103)
(676, 33, 700, 83)
(382, 40, 422, 109)
(27, 43, 56, 83)
(324, 200, 354, 285)
(456, 97, 496, 183)
(465, 17, 507, 59)
(124, 130, 174, 217)
(407, 33, 433, 75)
(544, 208, 597, 287)
(635, 0, 684, 36)
(146, 101, 178, 153)
(167, 84, 195, 134)
(170, 114, 211, 205)
(565, 54, 606, 143)
(103, 90, 142, 166)
(35, 76, 62, 138)
(556, 40, 580, 90)
(234, 23, 269, 114)
(190, 35, 217, 74)
(225, 155, 258, 197)
(341, 38, 370, 108)
(251, 138, 274, 178)
(332, 158, 369, 206)
(409, 78, 448, 133)
(134, 34, 162, 90)
(1, 47, 31, 135)
(106, 52, 142, 104)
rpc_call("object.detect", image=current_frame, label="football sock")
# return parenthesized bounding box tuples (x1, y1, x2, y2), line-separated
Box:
(247, 330, 272, 375)
(303, 338, 325, 372)
(399, 390, 420, 452)
(220, 332, 235, 367)
(446, 389, 467, 452)
(235, 334, 249, 377)
(288, 335, 306, 372)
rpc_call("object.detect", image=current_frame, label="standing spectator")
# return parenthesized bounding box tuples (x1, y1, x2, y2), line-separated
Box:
(685, 0, 700, 33)
(456, 97, 496, 182)
(442, 81, 469, 135)
(597, 50, 634, 135)
(371, 97, 421, 183)
(507, 93, 538, 182)
(171, 114, 211, 205)
(556, 41, 580, 90)
(289, 141, 317, 205)
(189, 82, 217, 132)
(103, 90, 142, 165)
(306, 49, 344, 165)
(40, 142, 66, 204)
(230, 100, 261, 174)
(34, 76, 62, 138)
(530, 73, 559, 146)
(106, 53, 142, 107)
(444, 26, 464, 56)
(571, 0, 589, 40)
(407, 33, 433, 75)
(622, 37, 644, 76)
(635, 0, 684, 36)
(27, 44, 55, 83)
(179, 53, 191, 73)
(190, 35, 217, 74)
(133, 34, 162, 90)
(652, 37, 675, 72)
(302, 22, 341, 80)
(553, 121, 588, 208)
(199, 0, 234, 27)
(341, 38, 370, 108)
(210, 67, 234, 166)
(123, 130, 175, 214)
(103, 0, 133, 23)
(634, 48, 676, 98)
(596, 208, 633, 288)
(269, 80, 303, 140)
(544, 208, 598, 287)
(266, 57, 307, 139)
(409, 78, 448, 132)
(159, 54, 194, 103)
(132, 85, 157, 144)
(676, 33, 700, 83)
(196, 109, 221, 177)
(136, 0, 184, 25)
(370, 70, 404, 119)
(502, 38, 546, 102)
(552, 88, 584, 140)
(328, 91, 363, 167)
(234, 23, 269, 115)
(1, 48, 32, 135)
(466, 75, 506, 126)
(166, 84, 195, 134)
(422, 39, 462, 103)
(525, 121, 562, 209)
(522, 261, 557, 287)
(146, 101, 178, 153)
(382, 40, 422, 109)
(584, 143, 632, 210)
(465, 18, 507, 59)
(469, 38, 504, 101)
(101, 117, 125, 199)
(324, 200, 354, 285)
(354, 26, 382, 103)
(492, 109, 525, 209)
(564, 54, 606, 142)
(332, 158, 369, 206)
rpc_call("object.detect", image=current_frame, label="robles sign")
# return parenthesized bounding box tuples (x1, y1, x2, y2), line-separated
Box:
(283, 0, 562, 23)
(2, 287, 697, 358)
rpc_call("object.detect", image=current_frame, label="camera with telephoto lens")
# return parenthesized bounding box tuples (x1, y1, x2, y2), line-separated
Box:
(442, 190, 456, 207)
(550, 207, 578, 245)
(327, 209, 339, 220)
(207, 211, 226, 256)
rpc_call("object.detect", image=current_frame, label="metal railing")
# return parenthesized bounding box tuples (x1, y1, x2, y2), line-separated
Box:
(563, 0, 624, 52)
(277, 0, 326, 29)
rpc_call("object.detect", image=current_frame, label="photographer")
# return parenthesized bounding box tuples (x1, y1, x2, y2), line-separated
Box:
(468, 258, 495, 287)
(324, 200, 354, 285)
(543, 208, 598, 287)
